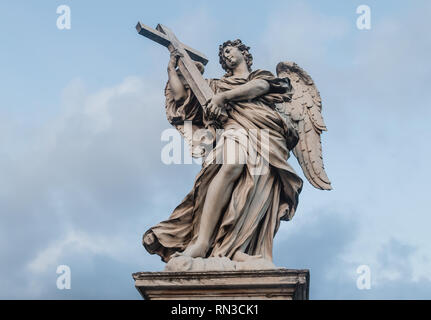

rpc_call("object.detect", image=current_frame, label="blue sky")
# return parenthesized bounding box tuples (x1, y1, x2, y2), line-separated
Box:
(0, 0, 430, 299)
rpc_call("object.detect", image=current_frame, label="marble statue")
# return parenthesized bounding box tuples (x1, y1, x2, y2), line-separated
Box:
(136, 23, 331, 272)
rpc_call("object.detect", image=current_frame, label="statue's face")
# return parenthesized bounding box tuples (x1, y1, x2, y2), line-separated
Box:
(222, 46, 245, 70)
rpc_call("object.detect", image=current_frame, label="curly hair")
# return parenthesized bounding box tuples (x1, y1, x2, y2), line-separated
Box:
(219, 39, 253, 77)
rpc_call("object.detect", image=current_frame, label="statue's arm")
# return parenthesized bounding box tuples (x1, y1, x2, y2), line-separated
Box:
(167, 52, 187, 102)
(207, 79, 270, 118)
(222, 79, 270, 102)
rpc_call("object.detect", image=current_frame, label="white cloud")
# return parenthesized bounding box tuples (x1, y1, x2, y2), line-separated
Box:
(0, 74, 180, 297)
(27, 230, 129, 274)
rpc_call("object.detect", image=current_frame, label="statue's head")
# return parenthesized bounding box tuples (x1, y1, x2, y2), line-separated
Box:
(219, 39, 253, 76)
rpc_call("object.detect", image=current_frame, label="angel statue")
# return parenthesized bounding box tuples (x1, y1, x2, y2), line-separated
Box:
(142, 37, 331, 271)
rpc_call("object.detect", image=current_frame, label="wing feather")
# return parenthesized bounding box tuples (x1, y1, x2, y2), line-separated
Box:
(276, 61, 332, 190)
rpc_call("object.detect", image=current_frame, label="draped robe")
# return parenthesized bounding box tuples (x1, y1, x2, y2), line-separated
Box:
(144, 69, 303, 263)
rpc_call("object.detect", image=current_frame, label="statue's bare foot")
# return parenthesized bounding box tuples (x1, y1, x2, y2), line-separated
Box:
(232, 251, 263, 262)
(169, 251, 183, 259)
(171, 241, 208, 259)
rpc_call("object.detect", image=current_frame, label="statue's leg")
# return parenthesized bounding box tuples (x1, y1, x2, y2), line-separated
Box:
(179, 163, 244, 258)
(173, 136, 247, 259)
(232, 251, 263, 262)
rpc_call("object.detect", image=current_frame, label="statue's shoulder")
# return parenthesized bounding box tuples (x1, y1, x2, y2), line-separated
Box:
(249, 69, 277, 80)
(206, 78, 221, 91)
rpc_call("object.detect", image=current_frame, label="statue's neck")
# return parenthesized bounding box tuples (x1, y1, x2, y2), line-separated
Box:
(231, 62, 250, 78)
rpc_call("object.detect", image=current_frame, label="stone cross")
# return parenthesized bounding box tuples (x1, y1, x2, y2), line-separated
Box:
(136, 22, 214, 107)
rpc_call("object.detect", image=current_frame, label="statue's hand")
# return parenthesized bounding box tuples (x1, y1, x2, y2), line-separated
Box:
(168, 49, 183, 71)
(206, 93, 228, 119)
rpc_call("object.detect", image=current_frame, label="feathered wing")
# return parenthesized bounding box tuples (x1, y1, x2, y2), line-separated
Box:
(275, 61, 332, 190)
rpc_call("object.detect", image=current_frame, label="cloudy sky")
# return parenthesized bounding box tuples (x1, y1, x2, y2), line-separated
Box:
(0, 0, 430, 299)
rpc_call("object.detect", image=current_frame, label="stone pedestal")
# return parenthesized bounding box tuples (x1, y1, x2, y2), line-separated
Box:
(132, 269, 309, 300)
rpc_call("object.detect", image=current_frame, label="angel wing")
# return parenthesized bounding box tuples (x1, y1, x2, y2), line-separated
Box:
(275, 61, 332, 190)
